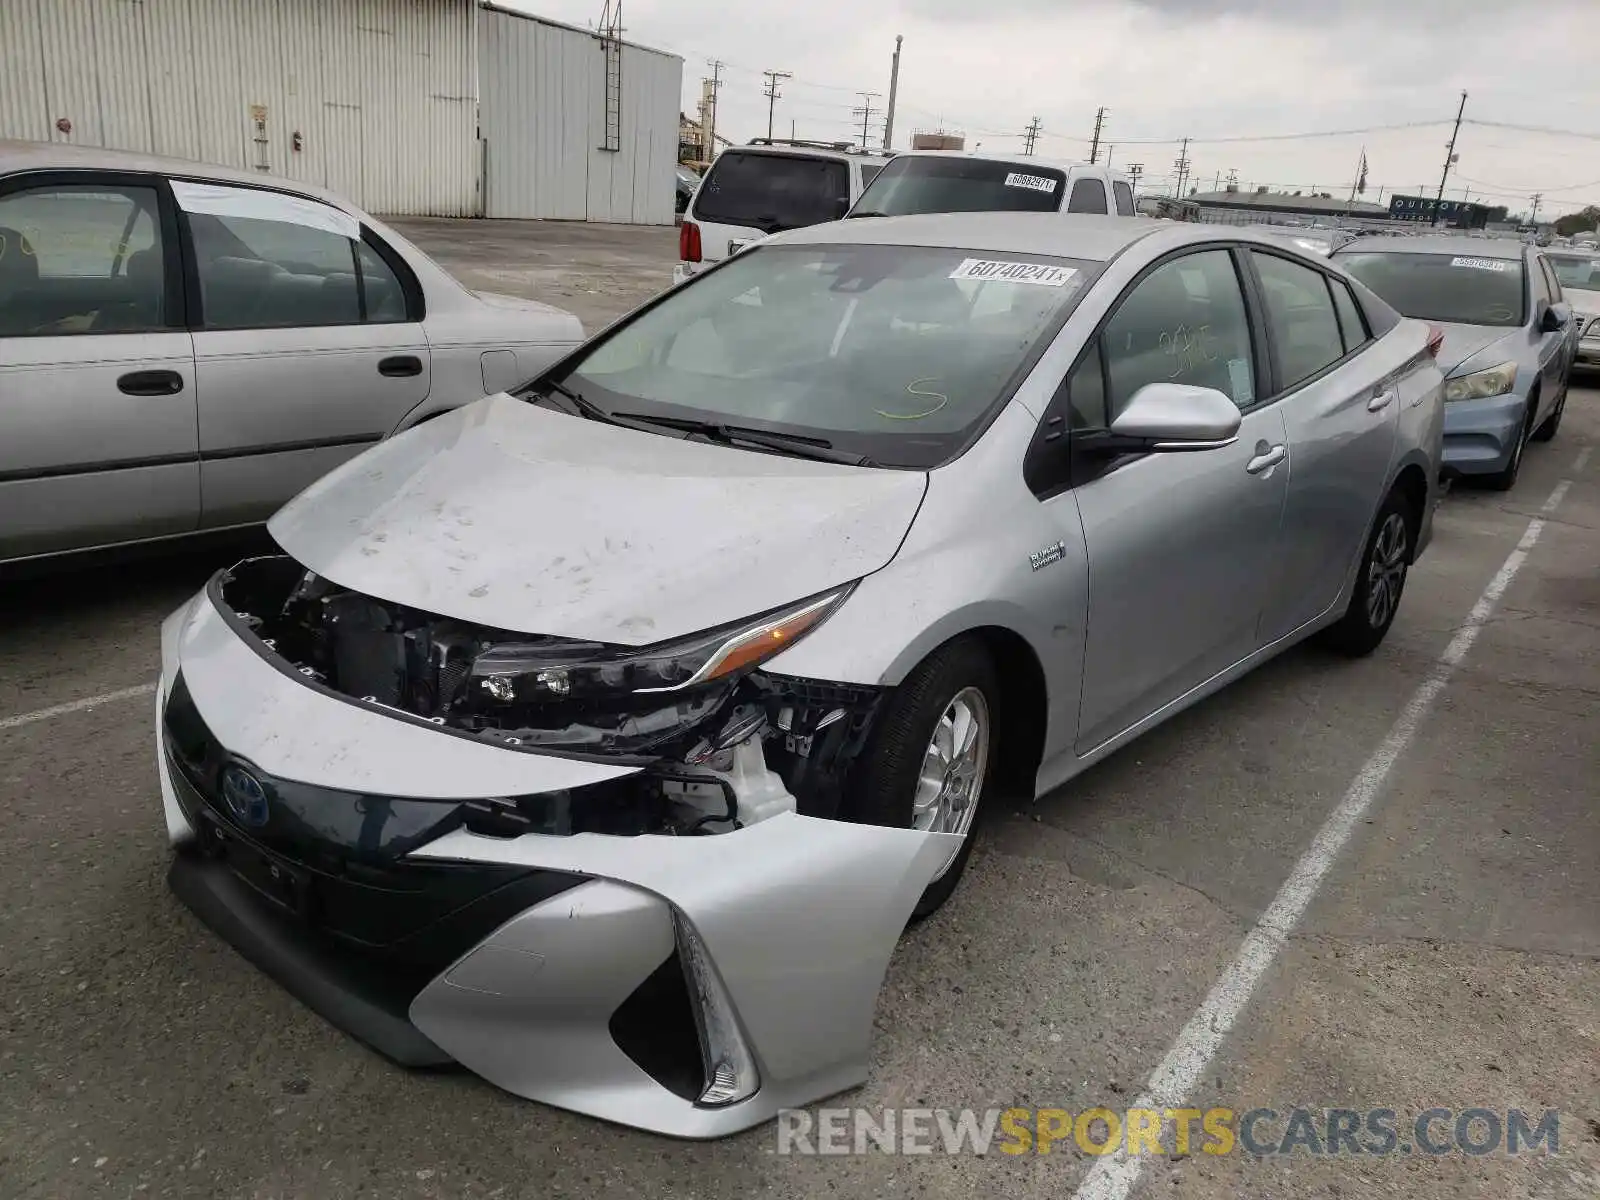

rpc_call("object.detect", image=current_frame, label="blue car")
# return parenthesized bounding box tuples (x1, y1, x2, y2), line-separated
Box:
(1332, 235, 1573, 490)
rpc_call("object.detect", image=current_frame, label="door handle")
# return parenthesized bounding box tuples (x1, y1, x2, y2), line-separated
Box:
(1367, 386, 1396, 412)
(1245, 444, 1287, 475)
(378, 355, 423, 378)
(117, 369, 184, 396)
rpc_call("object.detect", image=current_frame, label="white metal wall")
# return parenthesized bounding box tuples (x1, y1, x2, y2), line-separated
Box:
(0, 0, 479, 216)
(480, 8, 680, 225)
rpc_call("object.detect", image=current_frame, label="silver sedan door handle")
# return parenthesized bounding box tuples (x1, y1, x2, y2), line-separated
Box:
(1246, 444, 1287, 474)
(1368, 386, 1397, 412)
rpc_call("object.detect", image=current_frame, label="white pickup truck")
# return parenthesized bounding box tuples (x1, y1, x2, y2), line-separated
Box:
(844, 151, 1137, 219)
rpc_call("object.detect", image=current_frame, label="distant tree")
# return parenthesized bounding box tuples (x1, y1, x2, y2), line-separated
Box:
(1554, 205, 1600, 236)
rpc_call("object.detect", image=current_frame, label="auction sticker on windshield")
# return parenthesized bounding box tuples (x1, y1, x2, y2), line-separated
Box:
(1450, 256, 1510, 271)
(1004, 172, 1059, 194)
(950, 258, 1078, 286)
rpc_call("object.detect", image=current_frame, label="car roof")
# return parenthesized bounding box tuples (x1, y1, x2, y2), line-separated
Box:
(769, 211, 1170, 262)
(0, 138, 361, 215)
(1334, 234, 1527, 260)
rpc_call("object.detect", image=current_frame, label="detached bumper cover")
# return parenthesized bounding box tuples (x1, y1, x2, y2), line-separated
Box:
(157, 591, 957, 1137)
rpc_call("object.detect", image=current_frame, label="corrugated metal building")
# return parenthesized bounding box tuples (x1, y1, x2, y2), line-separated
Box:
(0, 0, 682, 223)
(480, 5, 681, 224)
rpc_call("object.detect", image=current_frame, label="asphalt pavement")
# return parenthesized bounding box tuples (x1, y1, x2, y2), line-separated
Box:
(1, 220, 1595, 1200)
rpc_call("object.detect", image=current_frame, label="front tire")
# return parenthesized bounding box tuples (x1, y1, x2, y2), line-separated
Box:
(845, 637, 999, 918)
(1532, 383, 1565, 443)
(1319, 489, 1414, 658)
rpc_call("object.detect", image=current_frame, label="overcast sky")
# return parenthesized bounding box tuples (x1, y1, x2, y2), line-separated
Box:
(502, 0, 1600, 218)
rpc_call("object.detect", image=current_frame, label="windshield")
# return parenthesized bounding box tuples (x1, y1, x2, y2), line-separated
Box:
(1336, 251, 1526, 327)
(543, 243, 1098, 469)
(691, 152, 848, 233)
(850, 157, 1066, 217)
(1549, 254, 1600, 292)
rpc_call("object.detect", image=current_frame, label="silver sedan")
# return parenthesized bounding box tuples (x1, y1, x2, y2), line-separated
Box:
(0, 141, 584, 569)
(156, 213, 1442, 1137)
(1332, 235, 1574, 489)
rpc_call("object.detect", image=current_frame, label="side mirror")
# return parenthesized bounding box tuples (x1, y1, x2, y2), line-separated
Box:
(1109, 382, 1242, 450)
(1541, 302, 1570, 333)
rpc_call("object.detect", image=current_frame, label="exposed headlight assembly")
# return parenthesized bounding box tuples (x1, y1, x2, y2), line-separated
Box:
(469, 587, 853, 703)
(1443, 361, 1517, 403)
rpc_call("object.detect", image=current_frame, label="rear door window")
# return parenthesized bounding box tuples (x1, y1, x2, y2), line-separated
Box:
(692, 152, 848, 232)
(0, 183, 167, 336)
(1067, 178, 1109, 214)
(1112, 181, 1135, 216)
(1251, 251, 1347, 389)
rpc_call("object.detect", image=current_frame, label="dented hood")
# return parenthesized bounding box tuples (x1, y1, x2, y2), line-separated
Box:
(267, 394, 927, 646)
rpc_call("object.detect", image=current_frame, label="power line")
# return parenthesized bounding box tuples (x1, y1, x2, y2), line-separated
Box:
(1465, 118, 1600, 142)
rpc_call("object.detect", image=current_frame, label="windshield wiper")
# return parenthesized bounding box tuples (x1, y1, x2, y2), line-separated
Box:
(530, 378, 620, 425)
(609, 411, 877, 466)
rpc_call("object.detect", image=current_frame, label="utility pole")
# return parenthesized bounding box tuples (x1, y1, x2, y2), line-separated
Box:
(1105, 143, 1115, 168)
(1172, 137, 1191, 198)
(1225, 167, 1239, 190)
(1432, 89, 1467, 227)
(882, 35, 903, 151)
(1128, 163, 1144, 198)
(1530, 192, 1543, 226)
(851, 92, 881, 150)
(1022, 116, 1041, 156)
(704, 59, 725, 161)
(1088, 106, 1106, 164)
(761, 69, 792, 142)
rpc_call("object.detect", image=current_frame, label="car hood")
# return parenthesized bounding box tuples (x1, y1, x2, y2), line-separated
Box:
(1433, 322, 1521, 376)
(267, 394, 928, 646)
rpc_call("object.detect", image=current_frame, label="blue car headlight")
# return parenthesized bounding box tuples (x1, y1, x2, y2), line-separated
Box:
(1443, 360, 1517, 403)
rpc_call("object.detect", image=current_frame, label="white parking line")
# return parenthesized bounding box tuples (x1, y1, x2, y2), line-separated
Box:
(0, 682, 156, 732)
(1574, 446, 1592, 473)
(1073, 477, 1573, 1200)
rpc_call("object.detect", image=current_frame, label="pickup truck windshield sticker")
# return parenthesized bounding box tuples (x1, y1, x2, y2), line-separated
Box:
(1450, 256, 1510, 272)
(949, 258, 1078, 287)
(1004, 172, 1059, 194)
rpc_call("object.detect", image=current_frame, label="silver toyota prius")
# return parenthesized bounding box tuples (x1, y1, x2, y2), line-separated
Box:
(1332, 234, 1574, 490)
(155, 213, 1444, 1137)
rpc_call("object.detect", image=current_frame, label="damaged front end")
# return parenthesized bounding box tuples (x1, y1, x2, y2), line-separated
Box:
(215, 555, 885, 836)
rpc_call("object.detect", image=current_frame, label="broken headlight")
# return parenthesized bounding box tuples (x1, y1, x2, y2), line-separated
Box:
(467, 587, 853, 704)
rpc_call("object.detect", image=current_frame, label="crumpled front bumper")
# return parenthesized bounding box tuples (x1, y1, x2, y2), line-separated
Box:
(156, 591, 956, 1138)
(1440, 391, 1528, 475)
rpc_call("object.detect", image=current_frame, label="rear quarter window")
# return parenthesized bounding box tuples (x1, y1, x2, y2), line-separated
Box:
(1067, 178, 1109, 214)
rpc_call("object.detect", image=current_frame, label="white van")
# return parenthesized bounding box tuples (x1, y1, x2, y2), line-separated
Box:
(674, 141, 889, 285)
(845, 151, 1136, 219)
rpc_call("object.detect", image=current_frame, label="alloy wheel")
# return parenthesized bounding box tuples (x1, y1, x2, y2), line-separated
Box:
(1365, 512, 1409, 629)
(912, 686, 991, 880)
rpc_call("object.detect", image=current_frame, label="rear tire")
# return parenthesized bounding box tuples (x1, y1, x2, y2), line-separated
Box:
(1319, 489, 1414, 658)
(844, 637, 999, 919)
